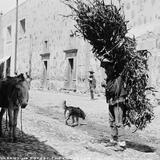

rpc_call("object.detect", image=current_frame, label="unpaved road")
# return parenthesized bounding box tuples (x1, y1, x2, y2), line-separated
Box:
(14, 90, 160, 160)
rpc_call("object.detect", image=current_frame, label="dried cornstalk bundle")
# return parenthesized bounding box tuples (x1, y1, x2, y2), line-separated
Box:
(64, 0, 155, 130)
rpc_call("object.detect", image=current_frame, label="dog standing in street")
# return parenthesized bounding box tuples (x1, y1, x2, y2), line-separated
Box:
(63, 100, 86, 126)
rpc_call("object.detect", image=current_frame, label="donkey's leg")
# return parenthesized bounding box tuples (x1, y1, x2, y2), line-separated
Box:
(13, 108, 19, 141)
(0, 108, 6, 136)
(76, 116, 79, 126)
(8, 108, 14, 141)
(71, 115, 75, 124)
(65, 115, 71, 125)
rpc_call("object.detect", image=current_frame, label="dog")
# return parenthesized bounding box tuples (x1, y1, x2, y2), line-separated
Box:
(63, 100, 86, 126)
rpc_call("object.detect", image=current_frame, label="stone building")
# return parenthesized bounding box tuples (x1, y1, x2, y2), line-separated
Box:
(0, 0, 105, 92)
(0, 0, 160, 91)
(122, 0, 160, 89)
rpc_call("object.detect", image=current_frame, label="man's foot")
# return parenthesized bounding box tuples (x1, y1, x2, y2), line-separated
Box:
(105, 139, 117, 147)
(113, 141, 126, 151)
(113, 144, 125, 151)
(71, 123, 78, 127)
(110, 139, 118, 144)
(116, 123, 123, 128)
(118, 141, 126, 148)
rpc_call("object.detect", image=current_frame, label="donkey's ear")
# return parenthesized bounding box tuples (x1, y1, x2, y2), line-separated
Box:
(17, 73, 25, 81)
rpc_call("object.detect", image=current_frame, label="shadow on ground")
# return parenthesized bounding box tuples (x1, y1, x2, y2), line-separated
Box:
(126, 140, 156, 153)
(0, 120, 68, 159)
(97, 137, 156, 153)
(77, 117, 157, 154)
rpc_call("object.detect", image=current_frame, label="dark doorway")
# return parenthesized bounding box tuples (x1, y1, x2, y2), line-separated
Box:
(69, 58, 73, 74)
(6, 57, 11, 76)
(68, 58, 74, 85)
(66, 58, 76, 90)
(0, 63, 4, 79)
(42, 60, 48, 89)
(44, 60, 48, 70)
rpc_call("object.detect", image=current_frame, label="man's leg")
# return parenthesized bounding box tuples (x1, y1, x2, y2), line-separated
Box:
(90, 88, 94, 99)
(114, 102, 126, 148)
(114, 103, 124, 127)
(109, 104, 118, 143)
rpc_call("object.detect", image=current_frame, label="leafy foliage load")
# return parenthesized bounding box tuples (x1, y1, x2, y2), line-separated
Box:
(64, 0, 155, 130)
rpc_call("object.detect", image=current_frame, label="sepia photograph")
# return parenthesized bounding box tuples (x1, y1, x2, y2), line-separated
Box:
(0, 0, 160, 159)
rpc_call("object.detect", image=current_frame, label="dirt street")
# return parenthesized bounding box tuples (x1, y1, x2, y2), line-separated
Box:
(13, 90, 160, 160)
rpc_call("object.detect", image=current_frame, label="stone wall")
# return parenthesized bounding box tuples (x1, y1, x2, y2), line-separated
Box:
(0, 13, 4, 59)
(1, 0, 104, 92)
(122, 0, 160, 89)
(1, 0, 160, 92)
(123, 0, 160, 28)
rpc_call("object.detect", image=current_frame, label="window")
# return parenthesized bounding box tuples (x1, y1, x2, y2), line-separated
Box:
(20, 18, 26, 34)
(7, 25, 12, 41)
(44, 40, 48, 49)
(44, 61, 48, 70)
(43, 40, 49, 53)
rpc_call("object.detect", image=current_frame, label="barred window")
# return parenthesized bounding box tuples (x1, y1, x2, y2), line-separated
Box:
(20, 18, 26, 34)
(7, 25, 12, 41)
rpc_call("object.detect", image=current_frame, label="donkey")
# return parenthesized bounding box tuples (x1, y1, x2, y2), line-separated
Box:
(0, 73, 29, 141)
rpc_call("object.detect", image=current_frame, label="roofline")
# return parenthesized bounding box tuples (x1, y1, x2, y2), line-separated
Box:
(3, 0, 27, 17)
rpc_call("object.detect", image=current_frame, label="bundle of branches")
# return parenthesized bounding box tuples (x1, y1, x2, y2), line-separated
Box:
(63, 0, 155, 130)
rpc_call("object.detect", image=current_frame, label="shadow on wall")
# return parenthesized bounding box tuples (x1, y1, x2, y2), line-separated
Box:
(0, 119, 68, 159)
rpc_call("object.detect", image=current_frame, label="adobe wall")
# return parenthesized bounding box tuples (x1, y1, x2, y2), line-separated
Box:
(0, 13, 4, 59)
(1, 0, 104, 92)
(2, 0, 160, 91)
(123, 0, 160, 89)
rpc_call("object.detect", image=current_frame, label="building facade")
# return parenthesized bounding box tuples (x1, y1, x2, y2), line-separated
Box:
(0, 0, 160, 91)
(0, 0, 105, 92)
(123, 0, 160, 88)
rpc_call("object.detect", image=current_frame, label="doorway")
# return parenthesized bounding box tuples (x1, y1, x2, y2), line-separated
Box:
(64, 49, 77, 90)
(6, 57, 11, 76)
(65, 57, 76, 90)
(68, 58, 74, 83)
(42, 60, 48, 88)
(0, 63, 4, 79)
(40, 52, 50, 89)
